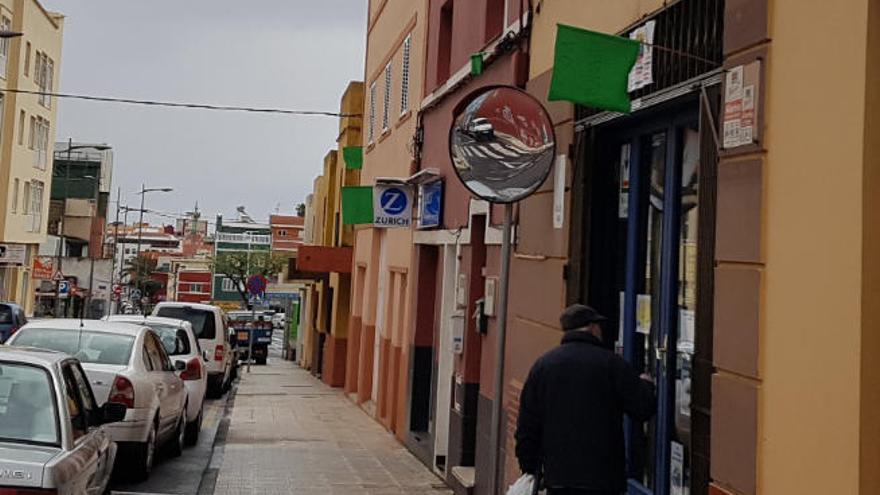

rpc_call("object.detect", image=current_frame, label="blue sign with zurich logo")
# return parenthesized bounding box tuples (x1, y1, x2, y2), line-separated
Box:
(374, 185, 413, 228)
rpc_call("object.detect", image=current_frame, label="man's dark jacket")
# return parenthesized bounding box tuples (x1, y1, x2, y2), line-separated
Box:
(514, 331, 656, 492)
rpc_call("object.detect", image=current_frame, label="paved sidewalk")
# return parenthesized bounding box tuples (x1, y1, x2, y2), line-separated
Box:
(212, 359, 452, 495)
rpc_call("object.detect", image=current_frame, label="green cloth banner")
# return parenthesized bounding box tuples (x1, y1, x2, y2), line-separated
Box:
(341, 186, 373, 225)
(343, 146, 363, 170)
(548, 24, 641, 113)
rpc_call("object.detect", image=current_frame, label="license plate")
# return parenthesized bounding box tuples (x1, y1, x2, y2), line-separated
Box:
(237, 331, 249, 340)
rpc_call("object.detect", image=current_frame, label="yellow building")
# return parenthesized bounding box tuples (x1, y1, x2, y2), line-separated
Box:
(498, 1, 880, 494)
(298, 81, 364, 387)
(0, 0, 63, 314)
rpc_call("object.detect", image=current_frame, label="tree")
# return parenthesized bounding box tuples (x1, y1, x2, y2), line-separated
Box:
(295, 203, 306, 217)
(212, 251, 286, 306)
(124, 255, 164, 303)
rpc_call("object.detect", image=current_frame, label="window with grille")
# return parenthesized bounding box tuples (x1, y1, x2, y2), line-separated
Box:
(0, 16, 10, 80)
(400, 34, 412, 115)
(368, 81, 377, 144)
(17, 110, 24, 145)
(382, 63, 392, 131)
(22, 181, 30, 215)
(28, 180, 43, 232)
(24, 42, 30, 77)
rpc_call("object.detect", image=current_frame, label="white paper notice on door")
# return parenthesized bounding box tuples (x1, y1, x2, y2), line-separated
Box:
(636, 294, 651, 334)
(671, 441, 685, 495)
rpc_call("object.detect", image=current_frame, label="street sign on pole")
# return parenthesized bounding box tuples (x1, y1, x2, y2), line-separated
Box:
(52, 270, 65, 282)
(246, 275, 267, 296)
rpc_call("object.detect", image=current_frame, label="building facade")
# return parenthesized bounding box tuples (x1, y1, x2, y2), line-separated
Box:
(297, 81, 363, 387)
(345, 0, 429, 441)
(0, 0, 63, 314)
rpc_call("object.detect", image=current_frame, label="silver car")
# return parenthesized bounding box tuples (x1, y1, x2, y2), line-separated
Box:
(0, 347, 127, 494)
(8, 319, 188, 481)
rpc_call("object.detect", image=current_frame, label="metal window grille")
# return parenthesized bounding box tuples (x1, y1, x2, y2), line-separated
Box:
(382, 63, 392, 131)
(0, 16, 10, 80)
(576, 0, 724, 120)
(368, 81, 377, 143)
(400, 35, 412, 115)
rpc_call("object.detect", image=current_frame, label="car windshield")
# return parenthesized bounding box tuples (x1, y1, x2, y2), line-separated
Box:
(11, 329, 135, 366)
(0, 362, 58, 445)
(147, 323, 191, 356)
(156, 307, 216, 339)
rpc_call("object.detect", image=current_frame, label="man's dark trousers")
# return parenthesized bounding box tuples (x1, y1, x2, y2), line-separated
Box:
(547, 489, 621, 495)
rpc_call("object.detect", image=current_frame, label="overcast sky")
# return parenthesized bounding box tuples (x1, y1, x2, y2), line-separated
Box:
(40, 0, 366, 227)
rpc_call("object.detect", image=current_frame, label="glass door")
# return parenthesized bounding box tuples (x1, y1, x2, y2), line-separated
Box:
(619, 115, 699, 495)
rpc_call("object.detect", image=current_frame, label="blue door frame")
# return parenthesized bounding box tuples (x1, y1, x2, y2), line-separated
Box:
(616, 111, 691, 495)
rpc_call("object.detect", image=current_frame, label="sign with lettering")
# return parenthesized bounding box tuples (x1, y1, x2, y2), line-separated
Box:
(374, 184, 413, 228)
(0, 244, 26, 266)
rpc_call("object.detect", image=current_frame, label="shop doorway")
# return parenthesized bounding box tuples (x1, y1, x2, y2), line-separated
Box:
(587, 106, 701, 495)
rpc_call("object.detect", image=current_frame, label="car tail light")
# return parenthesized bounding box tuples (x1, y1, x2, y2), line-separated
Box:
(0, 488, 58, 494)
(108, 375, 135, 408)
(180, 357, 202, 381)
(214, 345, 225, 361)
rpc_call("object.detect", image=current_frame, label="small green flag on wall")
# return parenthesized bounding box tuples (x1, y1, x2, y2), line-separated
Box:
(343, 146, 363, 170)
(341, 186, 373, 225)
(548, 24, 641, 113)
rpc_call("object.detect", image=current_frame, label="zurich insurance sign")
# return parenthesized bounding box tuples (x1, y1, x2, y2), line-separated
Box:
(374, 183, 414, 228)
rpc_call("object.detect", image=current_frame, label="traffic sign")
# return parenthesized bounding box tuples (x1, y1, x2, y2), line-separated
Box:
(113, 284, 122, 295)
(130, 289, 142, 301)
(247, 275, 267, 296)
(52, 270, 65, 282)
(57, 280, 70, 298)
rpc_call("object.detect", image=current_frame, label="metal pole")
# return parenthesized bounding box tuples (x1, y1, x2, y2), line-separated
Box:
(85, 176, 100, 318)
(135, 185, 145, 313)
(247, 297, 255, 373)
(54, 137, 72, 317)
(490, 203, 514, 495)
(108, 188, 121, 314)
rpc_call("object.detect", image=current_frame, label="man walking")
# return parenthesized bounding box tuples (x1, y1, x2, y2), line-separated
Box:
(515, 304, 656, 495)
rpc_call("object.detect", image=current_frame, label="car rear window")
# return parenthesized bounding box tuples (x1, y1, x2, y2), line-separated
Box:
(156, 307, 216, 339)
(11, 329, 135, 366)
(0, 306, 12, 324)
(148, 323, 191, 356)
(0, 362, 58, 446)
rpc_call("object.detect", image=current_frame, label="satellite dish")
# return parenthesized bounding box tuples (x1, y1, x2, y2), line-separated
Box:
(449, 86, 556, 204)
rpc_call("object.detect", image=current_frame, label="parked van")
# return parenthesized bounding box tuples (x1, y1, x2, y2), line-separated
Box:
(152, 302, 234, 397)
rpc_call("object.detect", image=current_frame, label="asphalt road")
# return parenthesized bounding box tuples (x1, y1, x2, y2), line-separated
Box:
(452, 132, 555, 200)
(109, 388, 234, 495)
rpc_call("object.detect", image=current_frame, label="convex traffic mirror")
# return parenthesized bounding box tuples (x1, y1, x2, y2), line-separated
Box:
(449, 86, 556, 204)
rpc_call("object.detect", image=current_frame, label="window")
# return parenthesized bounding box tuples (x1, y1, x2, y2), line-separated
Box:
(382, 63, 392, 131)
(221, 277, 243, 293)
(437, 1, 454, 86)
(142, 346, 155, 371)
(17, 110, 24, 145)
(149, 323, 192, 356)
(0, 363, 58, 445)
(32, 117, 49, 169)
(278, 229, 288, 237)
(156, 306, 217, 340)
(0, 16, 10, 79)
(22, 181, 30, 215)
(27, 180, 44, 232)
(64, 363, 97, 442)
(28, 115, 34, 149)
(11, 178, 17, 213)
(368, 81, 377, 144)
(13, 328, 135, 365)
(400, 34, 412, 115)
(35, 52, 53, 108)
(24, 41, 30, 76)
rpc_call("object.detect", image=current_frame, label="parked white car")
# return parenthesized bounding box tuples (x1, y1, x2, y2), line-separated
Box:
(0, 347, 127, 494)
(272, 312, 286, 330)
(153, 302, 235, 397)
(7, 319, 188, 480)
(106, 315, 208, 445)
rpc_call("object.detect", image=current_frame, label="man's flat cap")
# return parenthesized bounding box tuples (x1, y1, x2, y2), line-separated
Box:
(559, 304, 607, 330)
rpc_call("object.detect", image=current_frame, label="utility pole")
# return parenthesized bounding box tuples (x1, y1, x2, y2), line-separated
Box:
(135, 184, 146, 313)
(54, 137, 72, 318)
(85, 175, 101, 318)
(108, 187, 121, 315)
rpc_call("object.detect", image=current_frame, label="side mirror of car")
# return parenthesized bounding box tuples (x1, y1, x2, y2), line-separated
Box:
(174, 360, 187, 372)
(99, 402, 127, 425)
(202, 349, 211, 362)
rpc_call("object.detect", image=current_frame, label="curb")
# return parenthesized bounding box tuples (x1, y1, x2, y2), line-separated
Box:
(196, 377, 239, 495)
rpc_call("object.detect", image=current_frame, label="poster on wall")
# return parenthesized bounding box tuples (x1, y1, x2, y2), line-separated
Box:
(0, 244, 26, 266)
(628, 20, 656, 92)
(618, 143, 631, 218)
(670, 441, 686, 495)
(723, 61, 761, 149)
(33, 256, 54, 279)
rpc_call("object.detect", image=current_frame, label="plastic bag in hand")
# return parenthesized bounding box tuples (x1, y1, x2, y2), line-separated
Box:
(506, 474, 537, 495)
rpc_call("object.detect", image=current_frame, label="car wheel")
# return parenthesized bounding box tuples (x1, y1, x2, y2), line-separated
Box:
(132, 421, 158, 481)
(207, 374, 223, 398)
(167, 412, 185, 458)
(184, 405, 202, 446)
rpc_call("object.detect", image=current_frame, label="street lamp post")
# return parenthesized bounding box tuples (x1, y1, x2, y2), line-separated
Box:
(53, 140, 111, 318)
(134, 185, 173, 313)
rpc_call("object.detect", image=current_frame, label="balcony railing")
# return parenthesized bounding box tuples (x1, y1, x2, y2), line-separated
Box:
(216, 232, 271, 245)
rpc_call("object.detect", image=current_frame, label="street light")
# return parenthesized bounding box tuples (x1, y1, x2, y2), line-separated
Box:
(134, 185, 173, 313)
(53, 139, 111, 318)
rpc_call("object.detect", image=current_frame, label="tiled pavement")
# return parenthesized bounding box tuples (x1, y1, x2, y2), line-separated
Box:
(212, 359, 452, 495)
